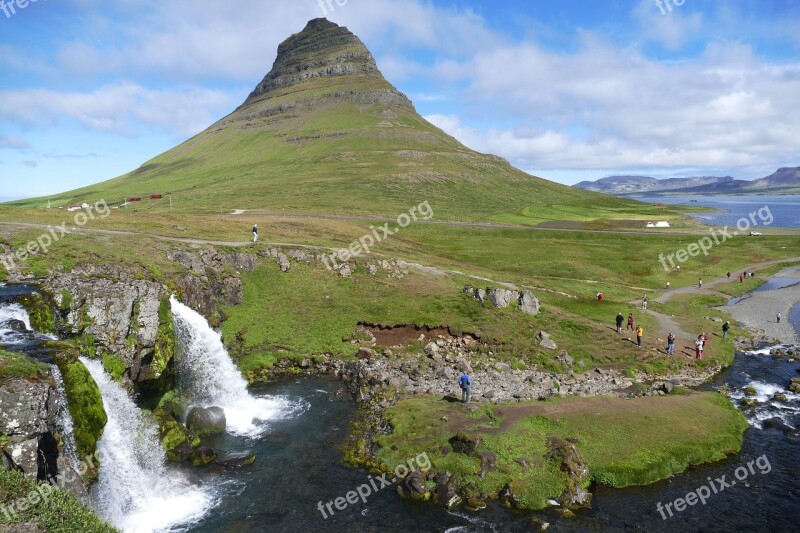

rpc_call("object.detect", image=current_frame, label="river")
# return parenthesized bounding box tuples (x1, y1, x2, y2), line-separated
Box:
(2, 283, 800, 532)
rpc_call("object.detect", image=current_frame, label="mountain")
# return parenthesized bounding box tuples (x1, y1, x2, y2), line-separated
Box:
(574, 175, 739, 195)
(575, 168, 800, 196)
(10, 18, 623, 221)
(744, 167, 800, 191)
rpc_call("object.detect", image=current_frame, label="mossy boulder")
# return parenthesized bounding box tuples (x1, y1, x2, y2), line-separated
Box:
(55, 355, 107, 460)
(186, 406, 227, 437)
(152, 298, 176, 378)
(191, 447, 217, 466)
(153, 406, 200, 462)
(18, 292, 55, 334)
(789, 378, 800, 394)
(744, 386, 757, 397)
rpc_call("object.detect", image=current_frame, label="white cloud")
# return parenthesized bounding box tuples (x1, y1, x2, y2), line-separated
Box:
(0, 83, 236, 137)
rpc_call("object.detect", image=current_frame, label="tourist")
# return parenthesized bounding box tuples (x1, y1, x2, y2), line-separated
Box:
(727, 271, 731, 279)
(695, 338, 703, 360)
(777, 312, 782, 324)
(667, 332, 675, 355)
(597, 292, 603, 301)
(616, 312, 624, 334)
(698, 278, 703, 289)
(458, 372, 471, 404)
(252, 223, 258, 243)
(722, 321, 730, 339)
(642, 295, 648, 310)
(636, 325, 644, 347)
(739, 274, 744, 283)
(666, 281, 670, 289)
(627, 313, 635, 332)
(701, 332, 708, 348)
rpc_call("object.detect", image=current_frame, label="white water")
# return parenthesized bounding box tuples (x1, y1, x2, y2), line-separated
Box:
(169, 295, 303, 436)
(51, 365, 80, 470)
(0, 303, 32, 342)
(81, 357, 213, 532)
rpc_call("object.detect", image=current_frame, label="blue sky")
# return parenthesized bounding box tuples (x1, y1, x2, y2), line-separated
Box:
(1, 0, 799, 201)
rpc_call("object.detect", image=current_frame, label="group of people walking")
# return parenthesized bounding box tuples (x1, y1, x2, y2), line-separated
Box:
(616, 312, 644, 347)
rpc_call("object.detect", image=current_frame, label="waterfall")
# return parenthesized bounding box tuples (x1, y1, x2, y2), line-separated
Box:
(51, 365, 80, 470)
(81, 357, 213, 533)
(0, 302, 32, 330)
(170, 295, 301, 436)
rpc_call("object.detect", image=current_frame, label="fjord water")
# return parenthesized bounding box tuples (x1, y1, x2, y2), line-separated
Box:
(631, 194, 800, 228)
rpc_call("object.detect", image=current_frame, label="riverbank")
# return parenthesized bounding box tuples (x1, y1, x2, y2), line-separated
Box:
(724, 265, 800, 344)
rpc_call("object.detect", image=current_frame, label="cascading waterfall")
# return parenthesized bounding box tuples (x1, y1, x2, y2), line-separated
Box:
(0, 302, 32, 343)
(51, 365, 80, 470)
(170, 295, 302, 436)
(81, 357, 212, 533)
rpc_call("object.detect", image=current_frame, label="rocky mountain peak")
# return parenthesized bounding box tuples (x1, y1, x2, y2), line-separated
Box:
(244, 18, 385, 103)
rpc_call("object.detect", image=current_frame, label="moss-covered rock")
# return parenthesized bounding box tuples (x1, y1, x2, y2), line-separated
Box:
(153, 405, 200, 462)
(152, 298, 176, 378)
(55, 355, 107, 462)
(101, 354, 126, 382)
(18, 292, 55, 334)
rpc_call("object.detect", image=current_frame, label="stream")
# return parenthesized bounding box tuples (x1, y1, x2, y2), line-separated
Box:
(1, 283, 799, 532)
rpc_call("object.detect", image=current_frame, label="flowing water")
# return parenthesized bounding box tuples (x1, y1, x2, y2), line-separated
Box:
(3, 283, 799, 531)
(170, 295, 305, 437)
(83, 357, 214, 532)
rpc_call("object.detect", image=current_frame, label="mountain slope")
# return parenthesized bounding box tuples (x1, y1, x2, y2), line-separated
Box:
(12, 18, 640, 221)
(574, 175, 739, 195)
(575, 168, 800, 196)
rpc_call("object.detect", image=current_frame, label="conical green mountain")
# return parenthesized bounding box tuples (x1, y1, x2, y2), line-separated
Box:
(20, 18, 625, 220)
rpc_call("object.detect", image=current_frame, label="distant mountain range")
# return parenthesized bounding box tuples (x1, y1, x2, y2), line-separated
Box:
(574, 167, 800, 196)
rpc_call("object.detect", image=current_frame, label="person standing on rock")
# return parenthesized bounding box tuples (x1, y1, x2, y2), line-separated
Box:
(616, 312, 624, 334)
(667, 332, 675, 355)
(722, 321, 730, 339)
(458, 372, 471, 404)
(777, 312, 782, 323)
(252, 224, 258, 243)
(636, 325, 644, 347)
(627, 313, 635, 332)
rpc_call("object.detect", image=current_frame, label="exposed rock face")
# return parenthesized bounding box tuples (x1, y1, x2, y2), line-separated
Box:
(243, 18, 412, 111)
(0, 372, 86, 499)
(466, 286, 540, 315)
(43, 264, 168, 385)
(1, 375, 54, 477)
(169, 249, 256, 326)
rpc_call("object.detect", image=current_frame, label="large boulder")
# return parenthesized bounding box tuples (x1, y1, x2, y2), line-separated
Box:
(186, 406, 227, 437)
(518, 291, 540, 315)
(488, 289, 520, 308)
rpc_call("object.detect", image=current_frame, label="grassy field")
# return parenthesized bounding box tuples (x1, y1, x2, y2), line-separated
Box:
(373, 392, 747, 510)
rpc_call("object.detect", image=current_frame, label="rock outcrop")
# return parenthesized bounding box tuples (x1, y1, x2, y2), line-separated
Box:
(0, 371, 87, 499)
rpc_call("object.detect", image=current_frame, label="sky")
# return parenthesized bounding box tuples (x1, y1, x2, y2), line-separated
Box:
(1, 0, 799, 201)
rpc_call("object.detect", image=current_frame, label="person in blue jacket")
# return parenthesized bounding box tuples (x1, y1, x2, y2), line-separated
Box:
(458, 372, 471, 404)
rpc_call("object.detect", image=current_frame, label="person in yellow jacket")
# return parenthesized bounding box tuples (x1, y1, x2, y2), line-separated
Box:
(636, 325, 644, 347)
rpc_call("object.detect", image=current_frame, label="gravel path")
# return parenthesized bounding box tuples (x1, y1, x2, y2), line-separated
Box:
(724, 264, 800, 344)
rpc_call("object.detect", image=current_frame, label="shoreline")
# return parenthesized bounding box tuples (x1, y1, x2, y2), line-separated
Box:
(724, 265, 800, 345)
